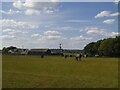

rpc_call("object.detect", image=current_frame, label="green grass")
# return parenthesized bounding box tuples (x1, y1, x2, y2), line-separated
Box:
(2, 55, 118, 88)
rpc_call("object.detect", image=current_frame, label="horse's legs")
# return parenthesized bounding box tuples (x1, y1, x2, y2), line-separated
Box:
(76, 57, 78, 61)
(79, 57, 82, 61)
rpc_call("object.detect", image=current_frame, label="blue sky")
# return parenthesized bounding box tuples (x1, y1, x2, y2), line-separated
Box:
(0, 1, 119, 49)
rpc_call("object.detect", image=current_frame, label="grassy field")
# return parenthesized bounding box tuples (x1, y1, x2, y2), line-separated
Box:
(2, 55, 118, 88)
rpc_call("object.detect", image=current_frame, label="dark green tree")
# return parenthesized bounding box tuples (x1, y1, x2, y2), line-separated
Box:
(92, 40, 103, 55)
(112, 36, 120, 57)
(83, 42, 96, 56)
(83, 36, 120, 57)
(2, 47, 8, 54)
(98, 38, 115, 57)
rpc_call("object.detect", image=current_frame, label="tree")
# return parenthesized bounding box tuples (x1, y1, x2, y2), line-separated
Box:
(83, 42, 96, 56)
(83, 36, 120, 57)
(2, 47, 8, 54)
(92, 40, 103, 55)
(98, 38, 115, 57)
(112, 36, 120, 57)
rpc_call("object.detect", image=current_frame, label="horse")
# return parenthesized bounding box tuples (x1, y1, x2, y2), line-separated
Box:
(41, 55, 44, 58)
(75, 53, 82, 61)
(64, 55, 68, 58)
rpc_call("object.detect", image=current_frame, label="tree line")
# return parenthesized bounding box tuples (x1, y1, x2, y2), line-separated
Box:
(83, 36, 120, 57)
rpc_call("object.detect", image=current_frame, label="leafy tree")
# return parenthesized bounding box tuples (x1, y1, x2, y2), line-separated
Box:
(112, 36, 120, 57)
(83, 42, 96, 56)
(2, 47, 8, 54)
(98, 38, 116, 57)
(92, 40, 103, 55)
(83, 36, 120, 57)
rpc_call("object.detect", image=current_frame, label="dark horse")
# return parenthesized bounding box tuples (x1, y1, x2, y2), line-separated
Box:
(41, 54, 44, 58)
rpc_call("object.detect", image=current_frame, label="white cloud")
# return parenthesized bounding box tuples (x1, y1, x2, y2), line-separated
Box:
(95, 11, 110, 18)
(70, 35, 91, 41)
(108, 32, 120, 37)
(31, 34, 39, 37)
(86, 27, 106, 36)
(13, 0, 23, 9)
(95, 11, 119, 18)
(0, 19, 39, 30)
(86, 27, 119, 38)
(113, 0, 120, 4)
(23, 0, 58, 9)
(44, 9, 54, 14)
(2, 35, 16, 39)
(2, 29, 28, 35)
(0, 9, 21, 15)
(3, 29, 14, 33)
(13, 0, 59, 15)
(25, 9, 40, 15)
(40, 35, 61, 40)
(38, 30, 62, 41)
(36, 30, 63, 41)
(110, 12, 120, 16)
(103, 19, 115, 24)
(44, 30, 62, 35)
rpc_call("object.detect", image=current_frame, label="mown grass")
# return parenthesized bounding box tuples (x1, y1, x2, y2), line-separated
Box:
(2, 55, 118, 88)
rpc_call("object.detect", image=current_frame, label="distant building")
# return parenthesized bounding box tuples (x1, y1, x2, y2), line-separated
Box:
(20, 49, 29, 55)
(50, 49, 63, 55)
(29, 49, 51, 55)
(29, 49, 64, 55)
(8, 50, 14, 54)
(8, 48, 29, 55)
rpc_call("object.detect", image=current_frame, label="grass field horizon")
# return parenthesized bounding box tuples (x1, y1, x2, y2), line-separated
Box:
(2, 55, 118, 88)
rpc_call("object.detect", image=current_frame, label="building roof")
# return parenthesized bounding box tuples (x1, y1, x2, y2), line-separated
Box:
(50, 49, 63, 54)
(30, 49, 50, 52)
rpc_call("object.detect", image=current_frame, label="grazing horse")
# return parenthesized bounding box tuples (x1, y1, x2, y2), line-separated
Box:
(41, 55, 44, 58)
(75, 53, 82, 61)
(84, 53, 88, 58)
(64, 55, 68, 58)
